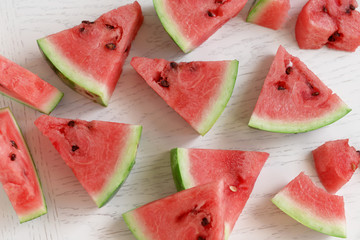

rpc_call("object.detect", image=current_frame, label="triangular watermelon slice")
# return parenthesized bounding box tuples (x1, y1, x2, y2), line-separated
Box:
(153, 0, 248, 53)
(272, 172, 346, 238)
(171, 148, 269, 239)
(0, 108, 47, 223)
(0, 54, 63, 114)
(131, 57, 239, 135)
(248, 46, 351, 133)
(34, 115, 142, 207)
(123, 180, 225, 240)
(37, 2, 143, 106)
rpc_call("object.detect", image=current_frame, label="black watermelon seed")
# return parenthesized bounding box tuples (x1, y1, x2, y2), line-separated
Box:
(10, 153, 16, 161)
(79, 27, 85, 33)
(67, 120, 75, 127)
(105, 24, 115, 29)
(198, 237, 206, 240)
(322, 5, 328, 13)
(328, 35, 336, 42)
(105, 43, 116, 50)
(72, 145, 79, 152)
(350, 4, 356, 10)
(124, 47, 129, 53)
(312, 92, 320, 96)
(201, 217, 210, 226)
(159, 79, 170, 87)
(170, 62, 178, 68)
(207, 11, 215, 17)
(278, 86, 286, 90)
(82, 20, 94, 24)
(286, 67, 293, 75)
(10, 140, 18, 149)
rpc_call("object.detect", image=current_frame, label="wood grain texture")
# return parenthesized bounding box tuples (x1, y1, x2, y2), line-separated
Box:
(1, 0, 360, 239)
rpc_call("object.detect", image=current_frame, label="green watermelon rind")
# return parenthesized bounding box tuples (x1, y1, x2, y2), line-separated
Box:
(37, 38, 110, 106)
(153, 0, 193, 53)
(246, 0, 271, 23)
(272, 190, 346, 238)
(196, 60, 239, 136)
(0, 108, 47, 223)
(248, 102, 351, 133)
(93, 125, 142, 208)
(123, 211, 151, 240)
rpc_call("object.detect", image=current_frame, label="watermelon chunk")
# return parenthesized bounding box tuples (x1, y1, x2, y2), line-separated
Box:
(295, 0, 360, 52)
(313, 139, 360, 194)
(153, 0, 247, 53)
(0, 108, 47, 222)
(34, 115, 142, 207)
(171, 148, 269, 239)
(248, 46, 351, 133)
(131, 57, 239, 135)
(123, 180, 225, 240)
(0, 55, 63, 114)
(37, 2, 144, 106)
(272, 172, 346, 238)
(246, 0, 290, 30)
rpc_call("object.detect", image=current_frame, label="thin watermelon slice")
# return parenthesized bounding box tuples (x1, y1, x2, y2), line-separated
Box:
(171, 148, 269, 239)
(0, 54, 63, 114)
(123, 180, 225, 240)
(248, 46, 351, 133)
(272, 172, 346, 238)
(131, 57, 239, 135)
(34, 115, 142, 207)
(37, 2, 143, 106)
(0, 108, 47, 222)
(153, 0, 248, 53)
(313, 139, 360, 194)
(295, 0, 360, 52)
(246, 0, 290, 30)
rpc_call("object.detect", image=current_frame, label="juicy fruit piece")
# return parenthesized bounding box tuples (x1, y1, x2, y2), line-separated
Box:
(123, 180, 225, 240)
(131, 57, 239, 135)
(37, 2, 143, 106)
(295, 0, 360, 52)
(0, 108, 47, 222)
(248, 46, 351, 133)
(313, 139, 360, 194)
(0, 55, 63, 114)
(34, 115, 142, 207)
(247, 0, 290, 30)
(171, 148, 269, 238)
(153, 0, 248, 53)
(272, 172, 346, 238)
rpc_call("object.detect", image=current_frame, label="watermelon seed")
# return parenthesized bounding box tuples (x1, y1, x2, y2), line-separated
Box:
(105, 24, 115, 29)
(198, 237, 206, 240)
(68, 121, 75, 127)
(312, 92, 320, 96)
(346, 8, 351, 13)
(9, 153, 16, 161)
(328, 35, 336, 42)
(307, 82, 314, 89)
(72, 145, 79, 152)
(124, 47, 129, 53)
(201, 217, 210, 226)
(350, 4, 356, 10)
(322, 6, 328, 13)
(170, 62, 178, 68)
(158, 77, 170, 87)
(105, 43, 116, 50)
(82, 20, 95, 24)
(229, 186, 238, 192)
(351, 163, 357, 171)
(207, 10, 216, 17)
(79, 27, 85, 33)
(10, 140, 18, 149)
(286, 67, 293, 75)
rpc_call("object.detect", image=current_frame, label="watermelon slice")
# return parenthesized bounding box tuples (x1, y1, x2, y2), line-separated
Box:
(131, 57, 239, 135)
(153, 0, 248, 53)
(0, 108, 47, 222)
(123, 180, 225, 240)
(37, 2, 143, 106)
(295, 0, 360, 52)
(34, 115, 142, 207)
(171, 148, 269, 239)
(246, 0, 290, 30)
(248, 46, 351, 133)
(272, 172, 346, 238)
(0, 54, 63, 114)
(313, 139, 360, 194)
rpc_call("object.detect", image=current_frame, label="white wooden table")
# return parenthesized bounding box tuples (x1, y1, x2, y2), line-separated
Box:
(1, 0, 360, 239)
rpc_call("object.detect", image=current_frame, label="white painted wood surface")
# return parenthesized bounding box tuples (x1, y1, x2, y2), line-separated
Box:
(1, 0, 360, 239)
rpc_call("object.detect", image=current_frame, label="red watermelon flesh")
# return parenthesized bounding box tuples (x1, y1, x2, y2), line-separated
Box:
(295, 0, 360, 52)
(153, 0, 248, 53)
(0, 55, 63, 114)
(37, 2, 143, 106)
(171, 148, 269, 238)
(272, 172, 346, 238)
(131, 57, 238, 135)
(248, 46, 351, 133)
(246, 0, 290, 30)
(0, 108, 46, 223)
(34, 115, 142, 207)
(313, 139, 360, 194)
(123, 180, 225, 240)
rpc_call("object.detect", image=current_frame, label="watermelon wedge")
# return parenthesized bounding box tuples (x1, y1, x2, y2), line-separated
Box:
(295, 0, 360, 52)
(123, 180, 225, 240)
(248, 46, 351, 133)
(313, 139, 360, 194)
(0, 54, 63, 114)
(171, 148, 269, 239)
(34, 115, 142, 207)
(272, 172, 346, 238)
(131, 57, 239, 135)
(153, 0, 248, 53)
(246, 0, 290, 30)
(37, 2, 143, 106)
(0, 108, 47, 222)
